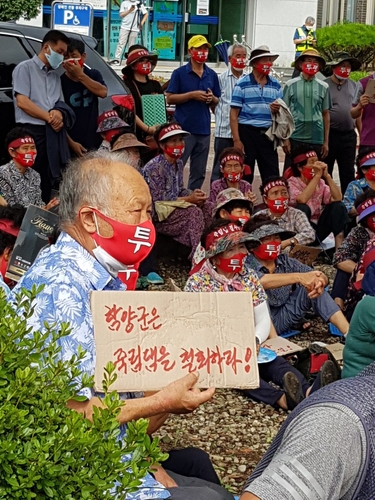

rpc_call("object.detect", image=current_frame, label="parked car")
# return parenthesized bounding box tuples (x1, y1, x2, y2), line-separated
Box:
(0, 22, 131, 163)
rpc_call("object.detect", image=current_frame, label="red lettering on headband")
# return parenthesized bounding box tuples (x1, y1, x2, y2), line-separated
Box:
(359, 152, 375, 168)
(158, 124, 183, 141)
(292, 151, 317, 165)
(357, 197, 375, 215)
(220, 154, 244, 166)
(263, 179, 287, 195)
(205, 223, 241, 249)
(9, 137, 35, 149)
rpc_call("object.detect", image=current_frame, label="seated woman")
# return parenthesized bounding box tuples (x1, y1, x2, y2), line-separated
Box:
(208, 148, 257, 206)
(143, 123, 209, 261)
(0, 128, 59, 210)
(96, 110, 128, 152)
(332, 189, 375, 310)
(111, 132, 149, 171)
(343, 147, 375, 217)
(257, 176, 315, 252)
(244, 214, 349, 336)
(288, 145, 349, 249)
(343, 249, 375, 379)
(185, 219, 338, 411)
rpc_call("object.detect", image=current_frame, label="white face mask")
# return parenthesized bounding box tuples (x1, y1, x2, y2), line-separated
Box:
(307, 25, 315, 31)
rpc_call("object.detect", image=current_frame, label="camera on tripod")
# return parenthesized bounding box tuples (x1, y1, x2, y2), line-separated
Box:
(136, 1, 142, 7)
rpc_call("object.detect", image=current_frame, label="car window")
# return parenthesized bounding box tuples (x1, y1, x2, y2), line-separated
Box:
(26, 38, 42, 54)
(0, 34, 34, 88)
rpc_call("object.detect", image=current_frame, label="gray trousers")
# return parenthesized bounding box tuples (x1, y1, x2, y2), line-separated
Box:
(115, 29, 138, 59)
(271, 286, 340, 334)
(181, 134, 211, 191)
(165, 470, 235, 500)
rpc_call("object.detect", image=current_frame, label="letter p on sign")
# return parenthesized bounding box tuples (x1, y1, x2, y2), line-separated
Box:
(63, 10, 74, 23)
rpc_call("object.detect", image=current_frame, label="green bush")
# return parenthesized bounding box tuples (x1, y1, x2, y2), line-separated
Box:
(317, 22, 375, 68)
(0, 0, 42, 21)
(0, 286, 167, 499)
(350, 71, 369, 82)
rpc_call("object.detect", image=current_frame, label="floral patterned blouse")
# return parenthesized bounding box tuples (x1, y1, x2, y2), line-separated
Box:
(333, 226, 372, 267)
(143, 154, 190, 203)
(288, 176, 331, 223)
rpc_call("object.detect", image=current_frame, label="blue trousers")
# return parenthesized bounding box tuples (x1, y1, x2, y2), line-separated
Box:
(181, 133, 211, 190)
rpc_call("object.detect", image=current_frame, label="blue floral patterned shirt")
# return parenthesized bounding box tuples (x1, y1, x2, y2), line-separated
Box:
(343, 178, 369, 212)
(11, 232, 170, 500)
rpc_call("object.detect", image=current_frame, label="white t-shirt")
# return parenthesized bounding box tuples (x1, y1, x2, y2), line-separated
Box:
(120, 0, 147, 31)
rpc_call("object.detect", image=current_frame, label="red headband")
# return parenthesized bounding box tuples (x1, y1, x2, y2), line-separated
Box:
(220, 154, 244, 167)
(0, 219, 19, 237)
(205, 223, 241, 249)
(292, 151, 317, 165)
(359, 152, 375, 168)
(9, 137, 35, 150)
(158, 124, 183, 142)
(263, 179, 287, 195)
(357, 197, 375, 216)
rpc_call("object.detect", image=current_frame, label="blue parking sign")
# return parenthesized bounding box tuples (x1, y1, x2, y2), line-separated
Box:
(52, 1, 93, 36)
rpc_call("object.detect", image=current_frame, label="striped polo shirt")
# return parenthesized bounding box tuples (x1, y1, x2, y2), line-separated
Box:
(283, 75, 331, 144)
(231, 73, 283, 128)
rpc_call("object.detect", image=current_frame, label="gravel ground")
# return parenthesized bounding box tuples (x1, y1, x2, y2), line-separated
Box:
(150, 255, 341, 495)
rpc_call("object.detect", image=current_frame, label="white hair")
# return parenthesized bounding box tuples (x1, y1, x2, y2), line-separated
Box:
(227, 44, 246, 57)
(305, 16, 315, 25)
(59, 150, 126, 226)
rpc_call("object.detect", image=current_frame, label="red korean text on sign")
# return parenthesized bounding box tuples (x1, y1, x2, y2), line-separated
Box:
(114, 345, 175, 374)
(104, 304, 162, 333)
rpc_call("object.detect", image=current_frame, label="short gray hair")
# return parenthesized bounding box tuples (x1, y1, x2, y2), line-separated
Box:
(59, 151, 124, 226)
(305, 16, 315, 25)
(228, 44, 246, 57)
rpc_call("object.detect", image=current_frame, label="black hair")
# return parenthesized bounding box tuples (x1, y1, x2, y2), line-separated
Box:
(243, 213, 275, 235)
(5, 127, 35, 152)
(42, 30, 69, 46)
(0, 205, 26, 255)
(200, 218, 241, 248)
(354, 189, 375, 226)
(67, 38, 85, 55)
(214, 199, 252, 219)
(356, 147, 375, 178)
(260, 176, 288, 196)
(291, 144, 319, 177)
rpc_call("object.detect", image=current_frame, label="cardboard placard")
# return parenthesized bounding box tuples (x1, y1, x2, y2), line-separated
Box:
(6, 205, 58, 282)
(261, 336, 304, 356)
(91, 291, 259, 392)
(326, 343, 344, 362)
(365, 79, 375, 104)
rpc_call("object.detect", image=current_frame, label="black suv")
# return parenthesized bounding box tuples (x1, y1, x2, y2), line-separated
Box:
(0, 22, 129, 163)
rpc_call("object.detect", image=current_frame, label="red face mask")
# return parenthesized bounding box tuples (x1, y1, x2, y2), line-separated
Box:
(191, 50, 209, 63)
(227, 214, 250, 226)
(302, 167, 315, 180)
(135, 61, 152, 75)
(14, 151, 37, 168)
(215, 253, 246, 273)
(366, 216, 375, 232)
(253, 241, 281, 261)
(0, 257, 12, 286)
(164, 145, 185, 159)
(301, 62, 319, 75)
(333, 66, 351, 80)
(365, 169, 375, 182)
(223, 171, 242, 182)
(91, 209, 156, 266)
(231, 57, 247, 69)
(254, 62, 272, 75)
(105, 130, 121, 143)
(267, 197, 288, 214)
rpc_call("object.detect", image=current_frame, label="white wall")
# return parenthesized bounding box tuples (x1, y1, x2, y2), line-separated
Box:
(252, 0, 318, 68)
(17, 9, 43, 27)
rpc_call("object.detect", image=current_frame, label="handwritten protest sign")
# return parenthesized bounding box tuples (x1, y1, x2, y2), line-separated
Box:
(91, 291, 259, 392)
(262, 337, 304, 356)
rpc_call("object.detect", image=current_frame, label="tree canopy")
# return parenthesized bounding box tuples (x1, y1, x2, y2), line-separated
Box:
(0, 0, 43, 22)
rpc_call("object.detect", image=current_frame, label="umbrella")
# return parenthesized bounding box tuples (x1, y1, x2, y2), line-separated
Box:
(215, 35, 231, 65)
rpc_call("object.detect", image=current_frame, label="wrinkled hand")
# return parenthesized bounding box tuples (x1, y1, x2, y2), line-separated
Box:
(63, 59, 84, 79)
(70, 141, 87, 157)
(151, 466, 178, 488)
(188, 189, 207, 205)
(282, 139, 291, 155)
(312, 161, 326, 177)
(233, 139, 245, 155)
(246, 190, 257, 204)
(48, 110, 63, 132)
(45, 197, 60, 211)
(299, 271, 327, 298)
(270, 101, 281, 114)
(320, 142, 329, 159)
(359, 95, 370, 109)
(157, 372, 215, 414)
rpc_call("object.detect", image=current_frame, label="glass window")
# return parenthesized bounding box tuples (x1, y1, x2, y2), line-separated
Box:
(0, 35, 33, 89)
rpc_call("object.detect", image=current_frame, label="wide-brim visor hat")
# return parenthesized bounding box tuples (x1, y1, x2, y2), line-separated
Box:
(357, 196, 375, 222)
(249, 45, 279, 65)
(359, 152, 375, 170)
(112, 133, 150, 151)
(247, 223, 295, 242)
(295, 49, 326, 72)
(158, 123, 190, 142)
(122, 48, 158, 75)
(205, 230, 261, 260)
(326, 51, 361, 71)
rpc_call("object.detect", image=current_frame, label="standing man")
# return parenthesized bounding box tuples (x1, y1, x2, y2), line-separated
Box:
(351, 63, 375, 155)
(230, 45, 283, 184)
(324, 52, 361, 194)
(166, 35, 220, 190)
(12, 29, 70, 202)
(61, 38, 108, 154)
(211, 44, 248, 182)
(292, 16, 316, 78)
(109, 0, 148, 66)
(283, 49, 330, 166)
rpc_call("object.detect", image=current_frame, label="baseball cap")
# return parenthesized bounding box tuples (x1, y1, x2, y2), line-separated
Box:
(188, 35, 212, 49)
